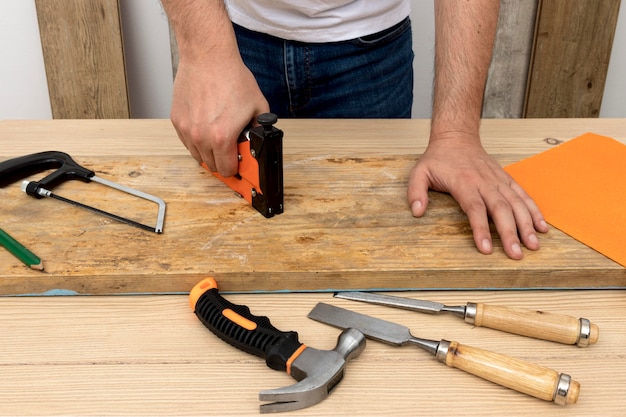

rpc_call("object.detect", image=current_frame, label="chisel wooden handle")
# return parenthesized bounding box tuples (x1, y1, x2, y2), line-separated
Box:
(466, 303, 599, 347)
(437, 340, 579, 404)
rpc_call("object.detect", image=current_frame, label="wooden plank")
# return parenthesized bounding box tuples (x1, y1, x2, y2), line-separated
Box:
(35, 0, 129, 119)
(483, 0, 538, 118)
(0, 119, 624, 295)
(524, 0, 621, 117)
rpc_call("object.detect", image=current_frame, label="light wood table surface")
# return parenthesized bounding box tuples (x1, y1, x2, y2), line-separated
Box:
(0, 118, 624, 416)
(0, 290, 624, 416)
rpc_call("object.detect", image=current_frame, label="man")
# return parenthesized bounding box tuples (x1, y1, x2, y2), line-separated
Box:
(161, 0, 548, 260)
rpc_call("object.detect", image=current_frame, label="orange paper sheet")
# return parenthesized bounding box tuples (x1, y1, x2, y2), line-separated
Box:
(505, 132, 626, 267)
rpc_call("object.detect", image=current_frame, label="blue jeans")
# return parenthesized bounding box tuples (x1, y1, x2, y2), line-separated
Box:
(233, 17, 414, 118)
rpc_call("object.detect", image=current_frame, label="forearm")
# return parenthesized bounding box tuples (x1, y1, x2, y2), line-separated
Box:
(161, 0, 237, 64)
(411, 2, 546, 260)
(431, 0, 500, 139)
(160, 0, 268, 176)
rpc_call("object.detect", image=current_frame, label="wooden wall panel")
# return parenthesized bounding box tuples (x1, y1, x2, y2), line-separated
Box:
(169, 23, 179, 80)
(483, 0, 538, 118)
(35, 0, 129, 119)
(524, 0, 620, 117)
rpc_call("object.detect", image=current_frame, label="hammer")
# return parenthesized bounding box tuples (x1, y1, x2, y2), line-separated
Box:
(189, 278, 366, 413)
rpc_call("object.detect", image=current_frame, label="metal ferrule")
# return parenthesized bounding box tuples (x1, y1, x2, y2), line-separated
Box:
(553, 373, 572, 405)
(464, 302, 477, 324)
(435, 340, 451, 363)
(577, 318, 592, 347)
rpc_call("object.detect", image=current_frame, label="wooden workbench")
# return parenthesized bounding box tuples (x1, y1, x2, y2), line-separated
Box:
(0, 119, 624, 295)
(0, 290, 624, 416)
(0, 119, 624, 416)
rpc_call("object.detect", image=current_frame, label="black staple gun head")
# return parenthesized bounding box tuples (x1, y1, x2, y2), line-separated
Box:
(0, 151, 166, 233)
(204, 113, 284, 218)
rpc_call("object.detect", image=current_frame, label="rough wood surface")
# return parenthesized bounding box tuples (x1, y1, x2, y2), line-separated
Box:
(0, 289, 624, 416)
(35, 0, 129, 118)
(0, 119, 624, 295)
(524, 0, 621, 117)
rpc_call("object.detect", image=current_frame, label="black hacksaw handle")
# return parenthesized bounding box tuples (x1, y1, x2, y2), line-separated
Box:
(189, 277, 303, 372)
(0, 151, 95, 193)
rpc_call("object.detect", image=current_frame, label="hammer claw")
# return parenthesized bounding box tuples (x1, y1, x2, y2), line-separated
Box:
(259, 376, 333, 413)
(259, 328, 366, 413)
(259, 401, 300, 414)
(259, 395, 317, 414)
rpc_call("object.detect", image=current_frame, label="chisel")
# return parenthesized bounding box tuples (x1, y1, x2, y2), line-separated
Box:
(308, 302, 580, 405)
(335, 291, 598, 347)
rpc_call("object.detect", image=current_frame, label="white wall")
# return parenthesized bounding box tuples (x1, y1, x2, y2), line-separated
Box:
(119, 0, 173, 119)
(0, 0, 623, 120)
(601, 2, 626, 118)
(410, 1, 435, 118)
(0, 0, 51, 119)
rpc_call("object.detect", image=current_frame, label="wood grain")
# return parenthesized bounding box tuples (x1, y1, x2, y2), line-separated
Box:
(442, 341, 578, 404)
(473, 304, 598, 346)
(524, 0, 620, 117)
(35, 0, 129, 118)
(0, 119, 624, 295)
(0, 289, 623, 416)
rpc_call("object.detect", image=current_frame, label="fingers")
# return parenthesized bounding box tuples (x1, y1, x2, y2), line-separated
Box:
(463, 179, 548, 260)
(211, 132, 239, 175)
(175, 105, 272, 176)
(510, 181, 549, 234)
(407, 165, 430, 217)
(476, 187, 526, 260)
(169, 59, 270, 178)
(192, 125, 238, 175)
(458, 198, 494, 255)
(408, 149, 548, 261)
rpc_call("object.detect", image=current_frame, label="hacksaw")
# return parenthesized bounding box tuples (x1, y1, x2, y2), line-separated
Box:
(0, 151, 166, 233)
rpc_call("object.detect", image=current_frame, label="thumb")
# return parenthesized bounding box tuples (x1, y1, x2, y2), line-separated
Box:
(407, 166, 430, 217)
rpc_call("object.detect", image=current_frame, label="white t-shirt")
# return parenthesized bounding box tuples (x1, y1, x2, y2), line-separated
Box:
(224, 1, 411, 43)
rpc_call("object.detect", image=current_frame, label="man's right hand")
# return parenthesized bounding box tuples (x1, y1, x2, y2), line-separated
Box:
(162, 0, 269, 177)
(170, 57, 269, 177)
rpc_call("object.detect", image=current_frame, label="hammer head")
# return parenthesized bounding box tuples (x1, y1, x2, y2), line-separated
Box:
(259, 328, 366, 413)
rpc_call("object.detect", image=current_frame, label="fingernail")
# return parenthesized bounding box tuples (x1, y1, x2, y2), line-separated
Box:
(528, 233, 539, 245)
(411, 200, 422, 216)
(511, 243, 523, 257)
(481, 239, 492, 252)
(540, 220, 548, 229)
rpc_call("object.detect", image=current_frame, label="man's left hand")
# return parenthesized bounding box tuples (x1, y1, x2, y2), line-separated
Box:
(407, 132, 549, 260)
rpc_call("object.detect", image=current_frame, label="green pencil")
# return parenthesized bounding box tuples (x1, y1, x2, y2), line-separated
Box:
(0, 227, 44, 271)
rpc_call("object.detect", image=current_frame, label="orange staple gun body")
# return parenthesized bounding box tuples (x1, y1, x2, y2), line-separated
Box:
(203, 113, 284, 218)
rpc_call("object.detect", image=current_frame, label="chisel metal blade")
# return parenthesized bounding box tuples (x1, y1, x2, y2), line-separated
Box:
(335, 291, 463, 315)
(308, 302, 416, 347)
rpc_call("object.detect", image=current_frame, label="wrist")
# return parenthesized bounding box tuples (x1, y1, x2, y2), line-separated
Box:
(429, 125, 481, 145)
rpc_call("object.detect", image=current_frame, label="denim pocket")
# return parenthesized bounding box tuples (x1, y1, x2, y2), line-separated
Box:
(351, 16, 411, 47)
